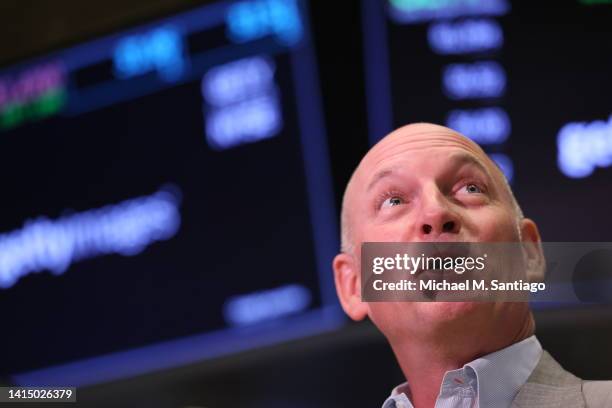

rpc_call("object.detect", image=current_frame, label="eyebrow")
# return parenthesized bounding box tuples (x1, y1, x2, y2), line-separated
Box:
(366, 153, 491, 192)
(366, 168, 397, 192)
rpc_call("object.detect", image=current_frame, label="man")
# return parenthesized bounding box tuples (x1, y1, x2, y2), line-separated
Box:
(332, 123, 612, 407)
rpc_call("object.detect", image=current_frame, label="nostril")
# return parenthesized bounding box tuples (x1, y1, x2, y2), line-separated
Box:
(422, 224, 432, 234)
(443, 221, 455, 232)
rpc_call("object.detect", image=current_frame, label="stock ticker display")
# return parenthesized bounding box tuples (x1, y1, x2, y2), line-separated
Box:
(0, 0, 342, 386)
(362, 0, 612, 240)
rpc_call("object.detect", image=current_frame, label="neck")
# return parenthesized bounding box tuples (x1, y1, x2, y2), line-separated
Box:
(389, 309, 534, 408)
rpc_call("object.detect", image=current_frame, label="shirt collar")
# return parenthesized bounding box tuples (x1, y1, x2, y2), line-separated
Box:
(466, 335, 542, 407)
(383, 335, 542, 408)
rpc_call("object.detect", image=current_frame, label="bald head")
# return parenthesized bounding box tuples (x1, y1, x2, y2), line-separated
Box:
(340, 123, 523, 253)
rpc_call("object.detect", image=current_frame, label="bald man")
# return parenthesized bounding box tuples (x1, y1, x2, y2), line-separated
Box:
(332, 123, 612, 408)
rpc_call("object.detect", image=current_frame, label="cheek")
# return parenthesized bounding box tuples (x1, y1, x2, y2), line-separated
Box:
(463, 207, 519, 241)
(355, 222, 405, 243)
(374, 225, 405, 241)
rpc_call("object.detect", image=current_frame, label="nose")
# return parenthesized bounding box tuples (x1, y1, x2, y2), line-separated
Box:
(416, 188, 461, 239)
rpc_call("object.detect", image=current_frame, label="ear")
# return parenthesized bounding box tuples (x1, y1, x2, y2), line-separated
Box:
(333, 252, 369, 321)
(519, 218, 546, 282)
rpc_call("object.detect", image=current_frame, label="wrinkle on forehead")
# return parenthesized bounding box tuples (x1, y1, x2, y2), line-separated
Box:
(353, 124, 500, 191)
(362, 126, 489, 177)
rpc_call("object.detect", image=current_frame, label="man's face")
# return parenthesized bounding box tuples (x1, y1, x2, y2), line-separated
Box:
(336, 124, 533, 344)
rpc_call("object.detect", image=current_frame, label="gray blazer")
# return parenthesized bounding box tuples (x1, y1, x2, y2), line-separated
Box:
(511, 350, 612, 408)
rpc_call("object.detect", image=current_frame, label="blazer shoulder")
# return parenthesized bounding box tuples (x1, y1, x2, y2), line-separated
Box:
(527, 350, 581, 386)
(583, 380, 612, 408)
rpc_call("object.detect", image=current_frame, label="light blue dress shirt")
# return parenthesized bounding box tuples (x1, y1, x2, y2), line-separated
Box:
(382, 335, 543, 408)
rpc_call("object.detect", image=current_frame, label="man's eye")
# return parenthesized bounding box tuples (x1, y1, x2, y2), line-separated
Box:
(381, 196, 404, 208)
(463, 183, 483, 194)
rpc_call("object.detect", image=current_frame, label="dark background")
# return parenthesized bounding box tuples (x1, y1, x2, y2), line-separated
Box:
(1, 1, 611, 407)
(378, 0, 612, 241)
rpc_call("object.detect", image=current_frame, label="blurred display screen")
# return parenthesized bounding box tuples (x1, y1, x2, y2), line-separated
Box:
(0, 0, 341, 386)
(362, 0, 612, 241)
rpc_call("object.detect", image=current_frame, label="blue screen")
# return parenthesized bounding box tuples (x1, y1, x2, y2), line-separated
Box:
(361, 0, 612, 241)
(0, 0, 342, 387)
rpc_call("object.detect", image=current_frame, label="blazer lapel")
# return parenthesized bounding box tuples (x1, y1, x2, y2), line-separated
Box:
(511, 351, 585, 408)
(511, 382, 584, 408)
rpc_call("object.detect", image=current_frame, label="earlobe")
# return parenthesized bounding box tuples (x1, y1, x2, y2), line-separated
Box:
(519, 218, 546, 282)
(333, 252, 369, 321)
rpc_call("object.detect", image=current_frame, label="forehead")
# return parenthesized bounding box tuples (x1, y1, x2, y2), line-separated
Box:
(361, 127, 490, 178)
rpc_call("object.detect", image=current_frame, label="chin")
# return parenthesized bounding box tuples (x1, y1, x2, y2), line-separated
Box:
(415, 301, 493, 327)
(369, 301, 494, 341)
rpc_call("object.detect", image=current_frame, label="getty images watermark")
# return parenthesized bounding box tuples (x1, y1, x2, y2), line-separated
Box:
(361, 242, 612, 303)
